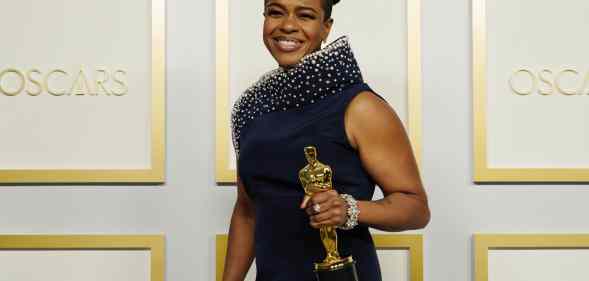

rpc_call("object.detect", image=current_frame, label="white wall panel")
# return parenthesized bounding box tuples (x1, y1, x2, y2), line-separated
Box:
(0, 0, 152, 169)
(378, 249, 411, 281)
(489, 250, 589, 281)
(0, 250, 150, 281)
(486, 0, 589, 168)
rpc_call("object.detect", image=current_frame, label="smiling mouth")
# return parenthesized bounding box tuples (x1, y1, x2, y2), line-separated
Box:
(273, 37, 303, 52)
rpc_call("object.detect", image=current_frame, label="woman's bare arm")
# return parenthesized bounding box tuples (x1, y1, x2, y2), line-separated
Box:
(346, 91, 430, 231)
(303, 91, 430, 232)
(222, 176, 256, 281)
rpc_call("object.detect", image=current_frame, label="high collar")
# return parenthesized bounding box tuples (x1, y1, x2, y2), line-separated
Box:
(231, 36, 364, 155)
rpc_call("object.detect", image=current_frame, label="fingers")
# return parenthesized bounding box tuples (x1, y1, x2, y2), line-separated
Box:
(300, 189, 336, 209)
(304, 190, 347, 229)
(300, 195, 311, 209)
(311, 204, 344, 222)
(310, 190, 337, 205)
(304, 190, 339, 215)
(309, 207, 346, 229)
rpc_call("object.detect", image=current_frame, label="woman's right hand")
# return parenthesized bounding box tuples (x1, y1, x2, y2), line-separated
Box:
(300, 190, 348, 229)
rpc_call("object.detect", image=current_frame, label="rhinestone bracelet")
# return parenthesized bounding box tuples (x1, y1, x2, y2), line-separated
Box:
(338, 194, 359, 230)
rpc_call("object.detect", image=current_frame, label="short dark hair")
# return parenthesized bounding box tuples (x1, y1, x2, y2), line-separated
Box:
(322, 0, 340, 20)
(264, 0, 340, 21)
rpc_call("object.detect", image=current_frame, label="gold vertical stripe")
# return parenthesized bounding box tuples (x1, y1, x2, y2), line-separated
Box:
(150, 0, 167, 182)
(474, 235, 489, 281)
(215, 0, 235, 183)
(216, 235, 229, 281)
(473, 0, 489, 182)
(408, 0, 423, 168)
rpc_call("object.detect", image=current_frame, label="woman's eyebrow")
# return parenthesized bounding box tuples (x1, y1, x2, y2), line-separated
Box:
(265, 2, 286, 10)
(265, 2, 319, 14)
(296, 6, 319, 14)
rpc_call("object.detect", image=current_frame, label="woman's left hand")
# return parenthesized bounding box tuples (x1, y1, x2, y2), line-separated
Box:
(300, 190, 348, 229)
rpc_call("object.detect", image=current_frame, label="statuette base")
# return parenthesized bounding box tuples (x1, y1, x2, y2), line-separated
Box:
(314, 256, 359, 281)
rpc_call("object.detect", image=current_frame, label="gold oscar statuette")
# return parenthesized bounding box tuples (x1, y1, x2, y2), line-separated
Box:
(299, 146, 359, 281)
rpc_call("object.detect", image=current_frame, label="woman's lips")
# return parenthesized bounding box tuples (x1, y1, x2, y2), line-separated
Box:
(274, 38, 303, 52)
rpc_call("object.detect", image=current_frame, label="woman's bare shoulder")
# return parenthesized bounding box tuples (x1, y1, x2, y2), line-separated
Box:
(346, 91, 402, 127)
(344, 90, 405, 148)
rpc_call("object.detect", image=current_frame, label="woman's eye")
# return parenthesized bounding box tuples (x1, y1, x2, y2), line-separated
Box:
(299, 13, 316, 20)
(266, 10, 283, 17)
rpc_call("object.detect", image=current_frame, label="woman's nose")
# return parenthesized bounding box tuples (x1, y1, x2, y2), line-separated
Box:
(279, 15, 299, 33)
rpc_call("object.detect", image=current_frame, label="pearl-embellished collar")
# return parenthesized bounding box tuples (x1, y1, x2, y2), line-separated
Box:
(231, 36, 364, 156)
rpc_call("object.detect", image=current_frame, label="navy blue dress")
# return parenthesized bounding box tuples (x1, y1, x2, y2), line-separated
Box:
(232, 37, 382, 281)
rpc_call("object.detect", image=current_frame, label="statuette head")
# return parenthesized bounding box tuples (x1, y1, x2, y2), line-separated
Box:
(304, 146, 318, 164)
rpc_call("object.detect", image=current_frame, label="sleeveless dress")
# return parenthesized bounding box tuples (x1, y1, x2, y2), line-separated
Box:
(232, 36, 383, 281)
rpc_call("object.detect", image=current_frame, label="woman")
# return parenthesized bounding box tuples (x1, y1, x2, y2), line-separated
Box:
(223, 0, 430, 280)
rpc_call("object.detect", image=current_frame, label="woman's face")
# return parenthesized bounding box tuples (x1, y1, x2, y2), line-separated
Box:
(263, 0, 333, 68)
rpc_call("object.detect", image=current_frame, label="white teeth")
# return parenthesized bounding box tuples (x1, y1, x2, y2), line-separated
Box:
(279, 41, 297, 46)
(276, 38, 301, 51)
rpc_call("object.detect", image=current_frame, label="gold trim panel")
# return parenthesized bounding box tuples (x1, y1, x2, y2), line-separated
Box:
(472, 0, 589, 182)
(0, 235, 165, 281)
(0, 0, 166, 183)
(216, 234, 423, 281)
(216, 0, 423, 183)
(474, 234, 589, 281)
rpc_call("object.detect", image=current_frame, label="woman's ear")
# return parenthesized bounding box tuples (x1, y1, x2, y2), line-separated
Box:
(322, 19, 334, 43)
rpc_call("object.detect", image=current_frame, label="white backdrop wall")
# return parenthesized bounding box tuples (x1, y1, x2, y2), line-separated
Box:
(1, 1, 589, 281)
